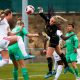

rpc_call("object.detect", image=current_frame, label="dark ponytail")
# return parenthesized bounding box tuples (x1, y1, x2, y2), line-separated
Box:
(47, 5, 55, 19)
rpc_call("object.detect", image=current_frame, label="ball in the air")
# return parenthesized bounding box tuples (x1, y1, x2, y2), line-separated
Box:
(25, 5, 35, 14)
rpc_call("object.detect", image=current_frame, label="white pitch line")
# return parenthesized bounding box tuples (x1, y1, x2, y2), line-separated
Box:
(1, 73, 80, 80)
(0, 75, 44, 80)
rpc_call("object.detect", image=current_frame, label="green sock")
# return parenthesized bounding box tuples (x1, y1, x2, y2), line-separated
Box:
(13, 67, 18, 80)
(74, 68, 79, 77)
(21, 68, 29, 80)
(69, 67, 75, 74)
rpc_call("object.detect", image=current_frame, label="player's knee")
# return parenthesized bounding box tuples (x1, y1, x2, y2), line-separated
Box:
(20, 65, 26, 68)
(72, 65, 77, 69)
(46, 54, 52, 58)
(46, 52, 53, 58)
(72, 62, 77, 68)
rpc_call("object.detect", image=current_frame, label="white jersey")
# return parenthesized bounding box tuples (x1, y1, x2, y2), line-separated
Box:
(53, 30, 63, 61)
(0, 18, 10, 51)
(77, 48, 80, 64)
(0, 18, 9, 39)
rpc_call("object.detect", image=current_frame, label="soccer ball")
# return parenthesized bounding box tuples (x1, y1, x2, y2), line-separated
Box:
(25, 5, 35, 14)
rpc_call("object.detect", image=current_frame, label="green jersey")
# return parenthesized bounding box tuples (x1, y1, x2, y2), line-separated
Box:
(65, 32, 79, 54)
(8, 26, 29, 50)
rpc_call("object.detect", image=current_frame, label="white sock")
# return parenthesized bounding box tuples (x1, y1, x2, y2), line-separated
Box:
(54, 65, 63, 80)
(17, 36, 28, 56)
(0, 59, 9, 67)
(53, 61, 58, 70)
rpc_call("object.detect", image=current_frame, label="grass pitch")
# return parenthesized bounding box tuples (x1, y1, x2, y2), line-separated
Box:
(0, 63, 80, 80)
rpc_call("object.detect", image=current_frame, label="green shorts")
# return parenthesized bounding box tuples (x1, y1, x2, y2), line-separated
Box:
(8, 47, 24, 61)
(66, 52, 77, 63)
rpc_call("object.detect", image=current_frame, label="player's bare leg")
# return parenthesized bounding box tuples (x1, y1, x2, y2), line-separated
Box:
(7, 36, 35, 59)
(55, 45, 70, 73)
(7, 36, 27, 56)
(12, 60, 29, 80)
(18, 60, 29, 80)
(45, 47, 55, 78)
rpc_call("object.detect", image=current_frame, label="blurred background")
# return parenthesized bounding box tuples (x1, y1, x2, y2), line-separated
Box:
(0, 0, 80, 62)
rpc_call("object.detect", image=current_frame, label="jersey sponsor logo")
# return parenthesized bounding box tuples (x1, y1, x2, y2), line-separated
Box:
(55, 56, 59, 58)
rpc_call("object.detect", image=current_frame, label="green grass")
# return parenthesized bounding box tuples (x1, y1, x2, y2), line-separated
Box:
(0, 63, 80, 80)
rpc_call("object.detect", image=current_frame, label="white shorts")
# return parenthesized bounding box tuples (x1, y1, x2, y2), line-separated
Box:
(53, 51, 61, 62)
(0, 38, 10, 51)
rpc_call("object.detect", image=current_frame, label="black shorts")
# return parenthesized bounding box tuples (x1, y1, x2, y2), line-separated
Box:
(49, 35, 59, 48)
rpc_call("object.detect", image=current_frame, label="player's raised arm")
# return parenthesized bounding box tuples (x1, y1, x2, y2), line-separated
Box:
(21, 26, 39, 37)
(27, 33, 39, 37)
(56, 28, 75, 40)
(61, 34, 75, 40)
(38, 7, 49, 23)
(7, 26, 23, 36)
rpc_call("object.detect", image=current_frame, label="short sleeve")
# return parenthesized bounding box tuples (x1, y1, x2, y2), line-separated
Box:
(22, 27, 29, 35)
(73, 35, 79, 49)
(73, 35, 78, 41)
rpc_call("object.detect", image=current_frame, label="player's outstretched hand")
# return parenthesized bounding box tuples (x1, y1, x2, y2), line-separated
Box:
(43, 49, 47, 54)
(34, 34, 39, 37)
(38, 7, 43, 13)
